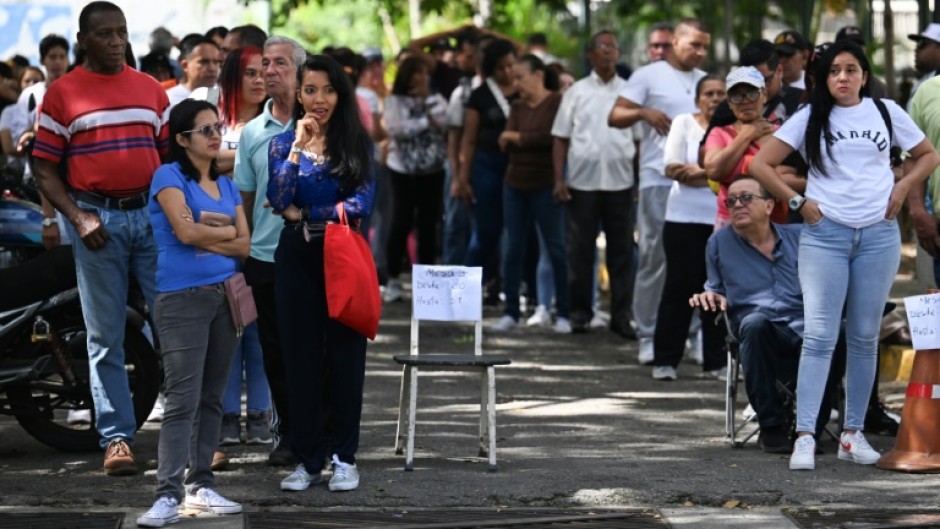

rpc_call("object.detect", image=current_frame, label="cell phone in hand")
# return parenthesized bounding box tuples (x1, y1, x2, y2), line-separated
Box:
(198, 210, 233, 227)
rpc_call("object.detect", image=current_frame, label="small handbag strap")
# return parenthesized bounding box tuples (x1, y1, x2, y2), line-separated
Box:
(334, 203, 348, 226)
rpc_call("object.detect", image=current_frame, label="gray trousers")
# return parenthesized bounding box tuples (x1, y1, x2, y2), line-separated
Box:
(632, 185, 670, 339)
(153, 285, 239, 502)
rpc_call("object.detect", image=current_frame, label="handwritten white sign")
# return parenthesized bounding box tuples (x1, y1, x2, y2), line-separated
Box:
(412, 265, 482, 321)
(904, 293, 940, 350)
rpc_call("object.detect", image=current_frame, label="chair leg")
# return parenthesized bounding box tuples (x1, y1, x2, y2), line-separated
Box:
(487, 366, 498, 472)
(479, 368, 489, 457)
(405, 366, 419, 471)
(395, 365, 411, 455)
(725, 350, 734, 439)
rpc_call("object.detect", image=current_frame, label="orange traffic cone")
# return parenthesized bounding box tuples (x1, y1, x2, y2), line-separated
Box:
(877, 347, 940, 473)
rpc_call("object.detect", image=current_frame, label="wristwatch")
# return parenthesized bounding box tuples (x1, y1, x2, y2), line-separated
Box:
(290, 145, 302, 154)
(788, 194, 806, 211)
(41, 217, 57, 228)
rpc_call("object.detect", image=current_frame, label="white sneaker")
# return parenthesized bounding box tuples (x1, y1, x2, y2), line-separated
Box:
(743, 404, 757, 422)
(686, 331, 704, 365)
(280, 464, 321, 491)
(651, 366, 677, 381)
(146, 393, 166, 423)
(589, 313, 608, 329)
(838, 431, 881, 465)
(491, 315, 517, 332)
(554, 317, 572, 334)
(638, 337, 654, 365)
(789, 435, 816, 470)
(67, 409, 92, 425)
(328, 454, 360, 492)
(526, 305, 552, 327)
(184, 487, 241, 514)
(383, 281, 403, 303)
(137, 496, 179, 527)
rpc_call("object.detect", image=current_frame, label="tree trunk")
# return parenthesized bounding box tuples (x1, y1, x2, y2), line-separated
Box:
(409, 0, 421, 39)
(884, 0, 896, 99)
(478, 0, 493, 26)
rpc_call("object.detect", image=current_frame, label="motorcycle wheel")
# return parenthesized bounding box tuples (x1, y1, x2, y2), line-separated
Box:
(7, 319, 160, 452)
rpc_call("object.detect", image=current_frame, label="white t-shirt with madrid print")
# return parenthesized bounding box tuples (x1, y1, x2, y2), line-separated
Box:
(774, 97, 925, 228)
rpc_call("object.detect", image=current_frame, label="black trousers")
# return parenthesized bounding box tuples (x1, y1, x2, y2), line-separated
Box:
(275, 226, 367, 471)
(566, 188, 634, 329)
(242, 256, 291, 442)
(653, 221, 725, 370)
(386, 168, 445, 277)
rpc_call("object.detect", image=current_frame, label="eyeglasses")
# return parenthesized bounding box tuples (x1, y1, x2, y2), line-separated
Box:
(648, 43, 672, 50)
(724, 193, 770, 208)
(592, 42, 620, 51)
(728, 89, 761, 104)
(182, 122, 224, 138)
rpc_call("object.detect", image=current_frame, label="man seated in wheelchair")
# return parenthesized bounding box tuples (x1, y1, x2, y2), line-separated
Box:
(689, 177, 842, 454)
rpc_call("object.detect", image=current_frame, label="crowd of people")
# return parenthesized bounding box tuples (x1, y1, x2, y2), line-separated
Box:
(2, 0, 940, 526)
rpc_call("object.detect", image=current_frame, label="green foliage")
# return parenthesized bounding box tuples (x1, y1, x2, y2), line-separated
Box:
(273, 0, 385, 53)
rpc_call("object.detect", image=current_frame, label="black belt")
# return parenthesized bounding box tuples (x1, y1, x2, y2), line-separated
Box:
(72, 189, 149, 211)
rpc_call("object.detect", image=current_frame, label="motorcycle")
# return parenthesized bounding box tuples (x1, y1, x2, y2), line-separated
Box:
(0, 245, 160, 451)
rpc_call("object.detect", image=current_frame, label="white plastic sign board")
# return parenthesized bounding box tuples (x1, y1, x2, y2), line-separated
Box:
(904, 293, 940, 350)
(412, 265, 482, 321)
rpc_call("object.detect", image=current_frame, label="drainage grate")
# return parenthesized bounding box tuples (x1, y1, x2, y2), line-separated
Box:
(245, 509, 669, 529)
(784, 508, 940, 529)
(0, 513, 123, 529)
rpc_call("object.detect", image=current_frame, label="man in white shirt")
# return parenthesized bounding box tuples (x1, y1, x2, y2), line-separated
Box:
(774, 30, 810, 91)
(552, 30, 635, 337)
(608, 19, 710, 362)
(166, 36, 222, 108)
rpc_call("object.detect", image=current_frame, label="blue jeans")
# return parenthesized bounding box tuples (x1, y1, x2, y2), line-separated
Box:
(465, 151, 507, 276)
(222, 323, 271, 415)
(796, 217, 900, 433)
(535, 227, 555, 307)
(153, 285, 238, 501)
(64, 200, 157, 448)
(502, 185, 568, 320)
(443, 162, 472, 265)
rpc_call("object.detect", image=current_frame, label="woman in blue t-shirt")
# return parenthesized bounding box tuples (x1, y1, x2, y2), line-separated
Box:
(266, 55, 374, 494)
(137, 99, 249, 528)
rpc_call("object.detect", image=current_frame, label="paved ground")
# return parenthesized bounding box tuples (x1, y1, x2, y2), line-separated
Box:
(0, 267, 936, 528)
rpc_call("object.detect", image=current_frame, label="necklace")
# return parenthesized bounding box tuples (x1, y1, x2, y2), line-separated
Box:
(301, 149, 327, 166)
(670, 66, 696, 95)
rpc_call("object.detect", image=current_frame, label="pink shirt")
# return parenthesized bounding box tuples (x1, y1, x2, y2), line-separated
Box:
(704, 123, 784, 221)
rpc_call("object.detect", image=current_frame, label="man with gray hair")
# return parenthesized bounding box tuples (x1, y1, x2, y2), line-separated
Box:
(234, 35, 306, 467)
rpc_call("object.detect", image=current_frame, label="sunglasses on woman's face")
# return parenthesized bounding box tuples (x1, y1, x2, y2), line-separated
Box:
(728, 89, 761, 105)
(183, 122, 224, 138)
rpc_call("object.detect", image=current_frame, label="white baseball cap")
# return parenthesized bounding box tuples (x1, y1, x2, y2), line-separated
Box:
(725, 66, 765, 91)
(909, 23, 940, 43)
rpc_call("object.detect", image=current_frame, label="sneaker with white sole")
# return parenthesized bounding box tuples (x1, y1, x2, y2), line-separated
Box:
(491, 315, 517, 332)
(838, 430, 881, 465)
(280, 463, 321, 491)
(526, 305, 552, 327)
(137, 496, 179, 527)
(638, 337, 654, 365)
(383, 280, 403, 303)
(789, 435, 816, 470)
(184, 487, 242, 514)
(743, 404, 757, 422)
(554, 317, 572, 334)
(589, 313, 608, 329)
(67, 409, 92, 425)
(146, 393, 166, 423)
(651, 365, 677, 381)
(328, 454, 360, 492)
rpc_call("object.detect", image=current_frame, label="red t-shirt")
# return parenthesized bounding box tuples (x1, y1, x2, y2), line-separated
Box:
(33, 66, 170, 197)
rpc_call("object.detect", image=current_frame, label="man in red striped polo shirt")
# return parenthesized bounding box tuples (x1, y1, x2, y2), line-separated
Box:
(32, 1, 169, 476)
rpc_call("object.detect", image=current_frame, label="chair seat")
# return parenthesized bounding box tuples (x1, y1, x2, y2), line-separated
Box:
(393, 354, 511, 367)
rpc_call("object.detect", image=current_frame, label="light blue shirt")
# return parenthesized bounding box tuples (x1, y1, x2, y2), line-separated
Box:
(705, 223, 804, 336)
(234, 99, 293, 262)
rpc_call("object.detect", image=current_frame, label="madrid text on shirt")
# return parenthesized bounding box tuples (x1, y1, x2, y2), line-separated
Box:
(824, 128, 889, 151)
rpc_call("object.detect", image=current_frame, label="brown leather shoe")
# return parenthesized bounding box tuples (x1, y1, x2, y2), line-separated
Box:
(103, 439, 138, 476)
(211, 450, 229, 471)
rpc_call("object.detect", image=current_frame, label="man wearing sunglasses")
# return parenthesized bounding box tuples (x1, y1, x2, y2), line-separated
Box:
(907, 24, 940, 110)
(690, 178, 812, 453)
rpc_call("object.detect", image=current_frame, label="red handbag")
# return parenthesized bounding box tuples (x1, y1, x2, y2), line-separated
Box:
(323, 203, 381, 339)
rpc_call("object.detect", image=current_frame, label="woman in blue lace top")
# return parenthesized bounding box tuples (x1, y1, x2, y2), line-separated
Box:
(266, 55, 374, 494)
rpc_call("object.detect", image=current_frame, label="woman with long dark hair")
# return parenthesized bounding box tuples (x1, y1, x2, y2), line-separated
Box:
(382, 55, 448, 302)
(750, 41, 940, 471)
(138, 99, 249, 527)
(267, 55, 374, 493)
